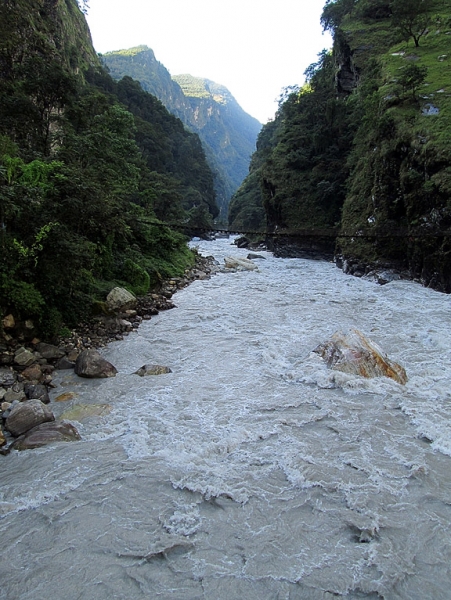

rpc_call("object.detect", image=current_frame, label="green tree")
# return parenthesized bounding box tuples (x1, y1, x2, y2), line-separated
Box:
(321, 0, 357, 32)
(391, 0, 433, 47)
(397, 63, 428, 99)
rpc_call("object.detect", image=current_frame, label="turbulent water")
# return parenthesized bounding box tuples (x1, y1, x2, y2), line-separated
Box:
(1, 237, 451, 600)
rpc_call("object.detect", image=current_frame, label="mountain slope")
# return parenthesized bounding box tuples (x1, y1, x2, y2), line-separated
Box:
(0, 0, 217, 338)
(232, 0, 451, 292)
(102, 46, 262, 220)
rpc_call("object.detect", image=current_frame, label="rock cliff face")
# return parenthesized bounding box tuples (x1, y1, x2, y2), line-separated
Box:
(102, 47, 261, 220)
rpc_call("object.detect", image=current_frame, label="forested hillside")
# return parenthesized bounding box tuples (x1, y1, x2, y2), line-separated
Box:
(232, 0, 451, 292)
(102, 47, 262, 220)
(0, 0, 218, 340)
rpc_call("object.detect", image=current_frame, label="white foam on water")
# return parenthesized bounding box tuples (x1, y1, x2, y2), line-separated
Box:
(1, 236, 450, 599)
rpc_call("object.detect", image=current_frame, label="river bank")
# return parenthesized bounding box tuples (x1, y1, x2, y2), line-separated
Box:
(1, 235, 450, 598)
(0, 250, 221, 450)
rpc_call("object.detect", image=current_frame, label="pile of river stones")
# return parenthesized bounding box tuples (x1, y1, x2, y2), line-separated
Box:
(0, 253, 222, 453)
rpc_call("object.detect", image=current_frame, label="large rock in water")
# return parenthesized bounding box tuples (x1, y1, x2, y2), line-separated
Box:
(106, 287, 137, 311)
(11, 421, 81, 451)
(224, 256, 258, 271)
(313, 329, 408, 385)
(74, 349, 117, 378)
(5, 399, 55, 437)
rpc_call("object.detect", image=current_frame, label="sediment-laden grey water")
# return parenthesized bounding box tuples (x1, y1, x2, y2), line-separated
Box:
(1, 237, 451, 599)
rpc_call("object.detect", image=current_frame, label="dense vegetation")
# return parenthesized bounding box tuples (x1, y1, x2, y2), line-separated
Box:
(0, 0, 218, 339)
(102, 47, 262, 222)
(231, 0, 451, 291)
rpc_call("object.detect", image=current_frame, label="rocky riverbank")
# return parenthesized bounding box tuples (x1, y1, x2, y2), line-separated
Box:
(0, 251, 221, 452)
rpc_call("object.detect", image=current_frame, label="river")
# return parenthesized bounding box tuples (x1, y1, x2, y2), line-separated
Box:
(1, 236, 450, 599)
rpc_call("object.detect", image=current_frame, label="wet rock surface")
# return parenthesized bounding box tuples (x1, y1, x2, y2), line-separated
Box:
(5, 399, 55, 437)
(11, 421, 81, 451)
(134, 364, 173, 376)
(314, 329, 408, 385)
(74, 349, 118, 379)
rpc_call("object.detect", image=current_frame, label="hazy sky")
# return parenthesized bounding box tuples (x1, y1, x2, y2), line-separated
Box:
(85, 0, 332, 124)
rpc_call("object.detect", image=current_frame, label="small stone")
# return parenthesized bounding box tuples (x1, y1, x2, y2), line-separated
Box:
(55, 357, 75, 370)
(66, 349, 79, 362)
(21, 363, 43, 382)
(1, 402, 11, 412)
(2, 314, 15, 329)
(36, 342, 65, 361)
(14, 347, 36, 367)
(247, 253, 266, 260)
(24, 384, 50, 404)
(4, 389, 26, 403)
(134, 364, 173, 376)
(0, 368, 16, 387)
(0, 427, 6, 447)
(0, 353, 13, 365)
(24, 320, 34, 330)
(0, 388, 6, 401)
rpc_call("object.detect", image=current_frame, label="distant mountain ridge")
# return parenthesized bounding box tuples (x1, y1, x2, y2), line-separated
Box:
(102, 46, 262, 220)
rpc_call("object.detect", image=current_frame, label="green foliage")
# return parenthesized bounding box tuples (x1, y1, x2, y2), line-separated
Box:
(102, 47, 261, 220)
(122, 259, 150, 296)
(248, 51, 358, 233)
(397, 63, 428, 99)
(234, 0, 451, 290)
(321, 0, 357, 31)
(391, 0, 434, 47)
(0, 0, 217, 337)
(0, 276, 44, 317)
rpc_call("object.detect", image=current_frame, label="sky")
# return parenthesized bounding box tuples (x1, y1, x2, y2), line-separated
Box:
(85, 0, 332, 124)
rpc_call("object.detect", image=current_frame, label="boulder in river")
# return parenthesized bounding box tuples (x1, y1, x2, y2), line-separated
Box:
(313, 329, 408, 385)
(74, 349, 118, 378)
(5, 399, 55, 437)
(11, 421, 81, 451)
(247, 253, 266, 260)
(224, 256, 258, 271)
(134, 364, 172, 376)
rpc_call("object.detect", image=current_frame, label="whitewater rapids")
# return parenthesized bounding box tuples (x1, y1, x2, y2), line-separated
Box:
(0, 237, 450, 599)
